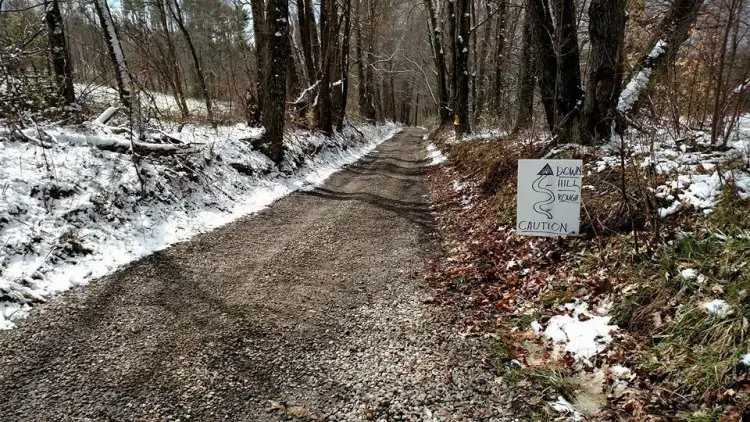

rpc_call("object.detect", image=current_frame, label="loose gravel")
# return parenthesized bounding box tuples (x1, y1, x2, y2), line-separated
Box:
(0, 128, 515, 421)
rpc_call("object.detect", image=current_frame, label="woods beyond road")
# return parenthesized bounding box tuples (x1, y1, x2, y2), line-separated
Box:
(0, 128, 515, 421)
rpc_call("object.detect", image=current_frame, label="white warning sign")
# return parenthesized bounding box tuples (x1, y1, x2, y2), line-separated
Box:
(516, 159, 582, 237)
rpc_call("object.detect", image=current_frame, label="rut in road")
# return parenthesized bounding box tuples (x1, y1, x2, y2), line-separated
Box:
(0, 128, 514, 421)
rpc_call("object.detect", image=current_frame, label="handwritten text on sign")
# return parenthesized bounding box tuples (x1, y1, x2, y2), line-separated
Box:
(516, 159, 582, 237)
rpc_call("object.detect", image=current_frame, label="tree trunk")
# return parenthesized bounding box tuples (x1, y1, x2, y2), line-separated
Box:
(154, 0, 189, 119)
(168, 0, 214, 125)
(617, 0, 705, 119)
(454, 0, 471, 135)
(579, 0, 626, 144)
(490, 2, 507, 113)
(526, 0, 582, 143)
(423, 0, 450, 123)
(250, 0, 268, 119)
(447, 0, 458, 114)
(473, 0, 494, 120)
(357, 0, 377, 123)
(317, 0, 334, 134)
(297, 0, 317, 86)
(93, 0, 132, 109)
(44, 0, 75, 105)
(259, 0, 289, 163)
(710, 0, 740, 145)
(335, 0, 352, 131)
(513, 10, 535, 133)
(551, 0, 582, 141)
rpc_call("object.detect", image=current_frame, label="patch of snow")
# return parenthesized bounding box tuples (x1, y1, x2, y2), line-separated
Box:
(452, 128, 507, 144)
(701, 299, 731, 318)
(680, 268, 698, 280)
(550, 396, 583, 421)
(426, 143, 446, 165)
(740, 353, 750, 367)
(0, 120, 401, 329)
(75, 84, 233, 118)
(597, 117, 750, 216)
(539, 301, 618, 362)
(610, 365, 631, 379)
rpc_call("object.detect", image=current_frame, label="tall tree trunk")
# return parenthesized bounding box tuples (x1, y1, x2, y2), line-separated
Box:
(297, 0, 316, 85)
(317, 0, 335, 134)
(454, 0, 471, 135)
(710, 0, 740, 145)
(473, 0, 494, 120)
(259, 0, 289, 163)
(44, 0, 75, 105)
(286, 30, 300, 103)
(154, 0, 188, 119)
(335, 0, 352, 131)
(616, 0, 705, 119)
(526, 0, 582, 143)
(357, 0, 377, 122)
(513, 10, 535, 133)
(579, 0, 626, 144)
(168, 0, 214, 125)
(93, 0, 132, 109)
(447, 0, 458, 114)
(250, 0, 268, 120)
(551, 0, 582, 141)
(526, 0, 557, 133)
(424, 0, 450, 123)
(490, 2, 507, 113)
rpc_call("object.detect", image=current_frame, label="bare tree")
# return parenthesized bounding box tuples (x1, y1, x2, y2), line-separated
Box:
(526, 0, 583, 143)
(513, 10, 535, 133)
(454, 0, 471, 135)
(258, 0, 289, 163)
(93, 0, 133, 109)
(166, 0, 214, 125)
(44, 0, 75, 105)
(424, 0, 450, 124)
(579, 0, 626, 144)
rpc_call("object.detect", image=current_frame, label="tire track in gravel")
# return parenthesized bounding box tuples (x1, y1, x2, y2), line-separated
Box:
(0, 128, 515, 421)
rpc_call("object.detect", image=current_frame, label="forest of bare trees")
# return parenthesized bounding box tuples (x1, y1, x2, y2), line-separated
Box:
(1, 0, 749, 155)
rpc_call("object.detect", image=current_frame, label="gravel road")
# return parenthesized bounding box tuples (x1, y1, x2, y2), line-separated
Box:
(0, 128, 514, 421)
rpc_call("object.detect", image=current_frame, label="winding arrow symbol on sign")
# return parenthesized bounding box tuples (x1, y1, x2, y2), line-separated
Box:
(531, 164, 555, 219)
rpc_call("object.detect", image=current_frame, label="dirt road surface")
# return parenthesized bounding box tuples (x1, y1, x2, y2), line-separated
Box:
(0, 128, 513, 421)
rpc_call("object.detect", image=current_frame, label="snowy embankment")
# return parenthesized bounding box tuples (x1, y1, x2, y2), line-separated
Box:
(75, 84, 233, 117)
(0, 120, 400, 328)
(596, 115, 750, 217)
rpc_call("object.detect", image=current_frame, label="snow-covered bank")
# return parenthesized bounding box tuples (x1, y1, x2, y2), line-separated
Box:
(595, 116, 750, 217)
(0, 121, 401, 329)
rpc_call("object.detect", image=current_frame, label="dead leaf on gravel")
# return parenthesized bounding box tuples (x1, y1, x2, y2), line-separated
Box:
(266, 400, 309, 418)
(286, 405, 309, 417)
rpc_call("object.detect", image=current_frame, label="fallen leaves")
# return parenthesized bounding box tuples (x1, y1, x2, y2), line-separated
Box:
(266, 399, 309, 418)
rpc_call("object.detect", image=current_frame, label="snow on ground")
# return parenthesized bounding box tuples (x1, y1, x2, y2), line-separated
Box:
(741, 353, 750, 367)
(453, 128, 507, 144)
(610, 365, 631, 379)
(451, 180, 475, 208)
(550, 396, 583, 421)
(532, 300, 618, 362)
(595, 115, 750, 217)
(0, 120, 400, 329)
(426, 143, 447, 165)
(702, 299, 731, 318)
(75, 84, 234, 117)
